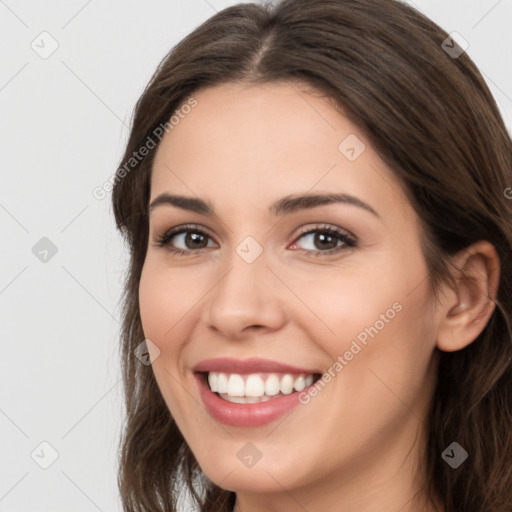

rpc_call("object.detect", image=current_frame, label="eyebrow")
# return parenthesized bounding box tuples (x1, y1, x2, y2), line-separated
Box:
(149, 192, 379, 218)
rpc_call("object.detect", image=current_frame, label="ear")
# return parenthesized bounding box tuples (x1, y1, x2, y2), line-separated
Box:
(436, 240, 500, 352)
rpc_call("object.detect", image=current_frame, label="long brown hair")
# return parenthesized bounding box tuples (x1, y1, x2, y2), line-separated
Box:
(112, 1, 512, 510)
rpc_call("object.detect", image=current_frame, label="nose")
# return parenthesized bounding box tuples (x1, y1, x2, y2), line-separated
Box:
(201, 252, 287, 340)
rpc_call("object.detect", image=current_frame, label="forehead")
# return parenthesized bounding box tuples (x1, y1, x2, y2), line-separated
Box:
(150, 81, 409, 220)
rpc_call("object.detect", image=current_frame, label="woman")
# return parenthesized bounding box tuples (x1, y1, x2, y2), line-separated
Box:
(111, 0, 512, 510)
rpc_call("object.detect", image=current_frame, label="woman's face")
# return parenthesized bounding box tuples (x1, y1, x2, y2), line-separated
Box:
(139, 82, 442, 501)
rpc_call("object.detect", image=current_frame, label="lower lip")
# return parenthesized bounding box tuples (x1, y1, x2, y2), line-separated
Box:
(195, 373, 309, 427)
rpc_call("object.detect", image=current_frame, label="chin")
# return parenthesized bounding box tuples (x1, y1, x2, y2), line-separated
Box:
(195, 450, 313, 494)
(203, 467, 297, 494)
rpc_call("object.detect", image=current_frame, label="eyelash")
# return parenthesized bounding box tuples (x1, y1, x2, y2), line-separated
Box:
(153, 223, 357, 257)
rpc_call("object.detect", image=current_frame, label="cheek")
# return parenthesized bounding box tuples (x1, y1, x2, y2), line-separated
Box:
(138, 262, 198, 342)
(331, 282, 437, 431)
(289, 252, 436, 388)
(138, 264, 196, 415)
(139, 265, 168, 341)
(281, 260, 403, 352)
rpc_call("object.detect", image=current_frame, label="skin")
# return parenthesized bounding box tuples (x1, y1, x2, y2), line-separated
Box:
(139, 81, 499, 512)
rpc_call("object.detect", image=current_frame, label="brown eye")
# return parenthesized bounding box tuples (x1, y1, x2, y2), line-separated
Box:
(179, 231, 209, 249)
(291, 225, 356, 255)
(155, 224, 217, 254)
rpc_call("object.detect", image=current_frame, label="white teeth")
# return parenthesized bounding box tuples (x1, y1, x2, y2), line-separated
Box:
(220, 394, 272, 404)
(293, 375, 306, 391)
(207, 372, 218, 392)
(206, 371, 316, 399)
(221, 395, 248, 404)
(245, 374, 265, 397)
(265, 374, 281, 396)
(280, 374, 294, 395)
(217, 373, 228, 394)
(227, 374, 245, 396)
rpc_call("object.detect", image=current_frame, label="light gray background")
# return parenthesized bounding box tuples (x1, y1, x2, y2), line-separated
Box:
(1, 1, 511, 510)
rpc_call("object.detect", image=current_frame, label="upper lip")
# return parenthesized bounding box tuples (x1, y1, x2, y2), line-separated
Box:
(193, 357, 321, 375)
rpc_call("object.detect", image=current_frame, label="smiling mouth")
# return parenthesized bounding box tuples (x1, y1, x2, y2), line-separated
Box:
(198, 371, 322, 404)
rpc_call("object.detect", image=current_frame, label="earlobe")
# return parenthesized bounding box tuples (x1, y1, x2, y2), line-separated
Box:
(436, 240, 500, 353)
